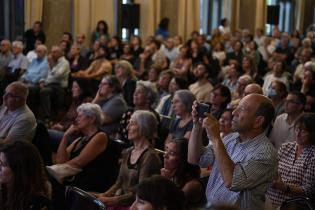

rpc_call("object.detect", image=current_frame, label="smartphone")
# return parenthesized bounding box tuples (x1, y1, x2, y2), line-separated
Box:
(197, 102, 210, 118)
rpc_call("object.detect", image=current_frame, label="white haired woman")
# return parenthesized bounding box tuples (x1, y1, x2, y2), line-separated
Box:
(95, 110, 162, 209)
(55, 103, 117, 192)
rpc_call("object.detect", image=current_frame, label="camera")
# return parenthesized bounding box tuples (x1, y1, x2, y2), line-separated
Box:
(197, 102, 210, 118)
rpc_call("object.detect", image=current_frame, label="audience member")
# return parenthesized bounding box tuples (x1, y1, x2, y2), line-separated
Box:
(0, 141, 51, 210)
(92, 75, 128, 136)
(131, 175, 184, 210)
(0, 81, 36, 143)
(91, 20, 110, 45)
(266, 113, 315, 209)
(95, 110, 161, 208)
(189, 62, 213, 103)
(38, 45, 70, 120)
(269, 91, 306, 149)
(156, 70, 174, 100)
(0, 40, 12, 78)
(20, 44, 49, 86)
(266, 80, 288, 117)
(208, 84, 231, 119)
(23, 21, 46, 54)
(243, 83, 263, 97)
(120, 42, 135, 65)
(170, 44, 192, 80)
(219, 109, 234, 138)
(115, 60, 137, 107)
(188, 94, 277, 209)
(165, 90, 195, 143)
(162, 139, 204, 206)
(48, 79, 93, 151)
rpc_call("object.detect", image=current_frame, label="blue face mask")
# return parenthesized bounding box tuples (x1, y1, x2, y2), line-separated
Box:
(267, 87, 277, 98)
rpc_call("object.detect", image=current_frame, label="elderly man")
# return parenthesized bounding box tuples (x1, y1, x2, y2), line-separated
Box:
(0, 81, 36, 143)
(7, 41, 29, 75)
(39, 45, 70, 120)
(188, 94, 277, 210)
(21, 44, 49, 85)
(0, 39, 13, 74)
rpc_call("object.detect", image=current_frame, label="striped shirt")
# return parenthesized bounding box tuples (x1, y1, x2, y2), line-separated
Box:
(199, 132, 277, 210)
(266, 142, 315, 207)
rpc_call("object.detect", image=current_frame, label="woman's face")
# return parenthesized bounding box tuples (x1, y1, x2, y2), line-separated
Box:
(164, 142, 181, 170)
(74, 111, 93, 129)
(127, 116, 141, 141)
(133, 86, 147, 107)
(242, 57, 250, 68)
(168, 78, 179, 94)
(72, 81, 82, 98)
(148, 68, 159, 82)
(219, 111, 233, 134)
(123, 44, 131, 54)
(115, 66, 126, 78)
(210, 88, 225, 106)
(295, 125, 310, 147)
(130, 195, 154, 210)
(172, 94, 187, 116)
(0, 152, 13, 184)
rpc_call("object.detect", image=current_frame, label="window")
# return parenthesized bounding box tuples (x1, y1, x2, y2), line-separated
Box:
(266, 0, 293, 34)
(200, 0, 225, 35)
(0, 0, 24, 40)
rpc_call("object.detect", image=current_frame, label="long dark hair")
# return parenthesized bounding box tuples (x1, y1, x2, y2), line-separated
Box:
(73, 79, 93, 102)
(169, 138, 200, 187)
(96, 20, 108, 34)
(0, 141, 50, 210)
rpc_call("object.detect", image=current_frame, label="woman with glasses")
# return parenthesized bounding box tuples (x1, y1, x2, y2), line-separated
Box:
(266, 113, 315, 209)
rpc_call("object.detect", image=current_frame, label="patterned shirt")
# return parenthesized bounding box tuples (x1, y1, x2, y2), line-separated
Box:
(199, 132, 277, 210)
(266, 142, 315, 207)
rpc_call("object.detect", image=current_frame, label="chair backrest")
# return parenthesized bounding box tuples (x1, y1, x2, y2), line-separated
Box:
(65, 186, 106, 210)
(32, 121, 52, 165)
(280, 196, 314, 210)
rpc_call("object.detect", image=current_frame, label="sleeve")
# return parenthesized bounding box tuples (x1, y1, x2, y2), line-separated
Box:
(199, 145, 215, 168)
(138, 150, 161, 182)
(300, 156, 315, 196)
(51, 61, 70, 80)
(7, 118, 36, 142)
(230, 150, 278, 191)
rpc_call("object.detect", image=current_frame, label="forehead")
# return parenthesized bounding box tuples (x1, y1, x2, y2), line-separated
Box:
(238, 96, 257, 111)
(287, 94, 298, 100)
(5, 84, 18, 93)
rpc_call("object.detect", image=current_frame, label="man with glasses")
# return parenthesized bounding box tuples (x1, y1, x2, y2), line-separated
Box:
(269, 91, 306, 149)
(0, 81, 36, 143)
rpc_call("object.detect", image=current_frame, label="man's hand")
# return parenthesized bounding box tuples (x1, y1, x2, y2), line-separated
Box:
(202, 112, 220, 141)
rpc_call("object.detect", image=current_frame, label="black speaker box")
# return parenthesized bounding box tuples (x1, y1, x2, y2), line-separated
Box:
(267, 5, 280, 25)
(121, 4, 140, 29)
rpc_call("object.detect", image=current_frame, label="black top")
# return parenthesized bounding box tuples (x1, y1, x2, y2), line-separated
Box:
(66, 131, 118, 192)
(23, 29, 46, 54)
(25, 195, 52, 210)
(169, 118, 193, 140)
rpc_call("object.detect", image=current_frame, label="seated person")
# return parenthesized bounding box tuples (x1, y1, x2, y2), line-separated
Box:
(165, 90, 195, 143)
(92, 75, 128, 137)
(55, 103, 117, 192)
(208, 84, 231, 120)
(72, 45, 111, 90)
(20, 44, 49, 86)
(0, 141, 52, 210)
(131, 175, 185, 210)
(6, 41, 29, 80)
(162, 139, 204, 206)
(0, 81, 36, 143)
(118, 80, 160, 144)
(48, 79, 93, 151)
(219, 109, 234, 138)
(266, 113, 315, 209)
(188, 94, 277, 209)
(94, 110, 162, 208)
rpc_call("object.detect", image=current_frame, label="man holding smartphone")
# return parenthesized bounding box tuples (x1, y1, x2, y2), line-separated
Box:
(188, 94, 277, 210)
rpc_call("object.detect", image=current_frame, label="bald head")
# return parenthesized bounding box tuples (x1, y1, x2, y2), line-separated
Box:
(35, 44, 48, 59)
(243, 83, 263, 97)
(243, 94, 275, 129)
(50, 45, 63, 60)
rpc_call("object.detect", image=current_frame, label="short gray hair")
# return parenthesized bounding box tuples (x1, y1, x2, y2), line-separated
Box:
(77, 103, 104, 127)
(136, 81, 158, 106)
(131, 110, 157, 141)
(12, 41, 24, 50)
(174, 90, 196, 112)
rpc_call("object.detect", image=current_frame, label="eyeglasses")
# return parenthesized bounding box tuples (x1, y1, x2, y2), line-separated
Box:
(3, 92, 21, 98)
(284, 99, 301, 105)
(294, 127, 309, 135)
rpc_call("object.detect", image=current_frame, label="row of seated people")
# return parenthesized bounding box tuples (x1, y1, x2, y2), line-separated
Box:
(0, 78, 314, 210)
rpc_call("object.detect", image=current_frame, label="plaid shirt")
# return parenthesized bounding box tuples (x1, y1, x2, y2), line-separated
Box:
(199, 132, 277, 210)
(266, 142, 315, 207)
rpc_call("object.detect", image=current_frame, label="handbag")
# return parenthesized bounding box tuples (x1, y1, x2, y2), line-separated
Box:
(46, 164, 82, 184)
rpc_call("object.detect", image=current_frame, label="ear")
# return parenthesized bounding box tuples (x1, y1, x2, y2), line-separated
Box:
(253, 116, 265, 129)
